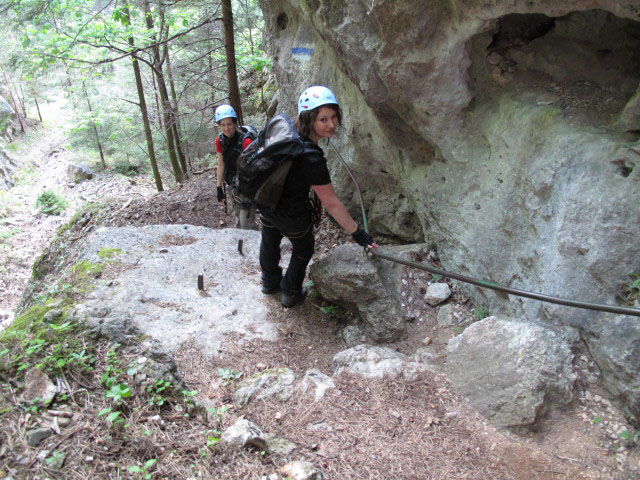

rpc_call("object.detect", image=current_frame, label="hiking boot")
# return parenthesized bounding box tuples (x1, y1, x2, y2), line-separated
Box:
(281, 287, 308, 308)
(261, 284, 280, 295)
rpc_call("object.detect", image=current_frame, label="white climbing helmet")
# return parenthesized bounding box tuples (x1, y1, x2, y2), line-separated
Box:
(215, 104, 237, 123)
(297, 86, 339, 116)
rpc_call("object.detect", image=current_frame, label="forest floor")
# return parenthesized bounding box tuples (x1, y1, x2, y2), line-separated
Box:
(1, 104, 639, 479)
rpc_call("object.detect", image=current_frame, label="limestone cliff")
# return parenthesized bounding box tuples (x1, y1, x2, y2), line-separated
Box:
(259, 0, 640, 424)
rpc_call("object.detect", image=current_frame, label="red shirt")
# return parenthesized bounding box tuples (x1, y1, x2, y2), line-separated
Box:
(216, 134, 253, 153)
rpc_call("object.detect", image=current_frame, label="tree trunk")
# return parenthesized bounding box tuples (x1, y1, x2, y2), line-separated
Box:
(150, 72, 164, 133)
(125, 5, 163, 192)
(143, 0, 183, 183)
(221, 0, 243, 124)
(2, 73, 25, 133)
(82, 81, 106, 169)
(34, 97, 42, 122)
(163, 38, 188, 176)
(18, 84, 27, 118)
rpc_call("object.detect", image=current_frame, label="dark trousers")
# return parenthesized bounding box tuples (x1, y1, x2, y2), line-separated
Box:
(259, 214, 314, 296)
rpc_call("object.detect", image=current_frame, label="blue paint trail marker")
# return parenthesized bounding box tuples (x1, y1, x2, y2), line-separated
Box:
(291, 47, 314, 56)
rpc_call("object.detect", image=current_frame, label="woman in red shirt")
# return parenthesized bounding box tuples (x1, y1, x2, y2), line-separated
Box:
(215, 104, 256, 229)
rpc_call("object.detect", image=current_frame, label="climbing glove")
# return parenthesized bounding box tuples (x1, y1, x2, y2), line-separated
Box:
(216, 186, 225, 202)
(351, 227, 374, 247)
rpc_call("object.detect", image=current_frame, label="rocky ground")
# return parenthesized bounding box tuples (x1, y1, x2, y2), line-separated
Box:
(0, 109, 638, 479)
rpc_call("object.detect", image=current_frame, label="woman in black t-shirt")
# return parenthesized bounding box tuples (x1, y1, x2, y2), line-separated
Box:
(260, 86, 377, 308)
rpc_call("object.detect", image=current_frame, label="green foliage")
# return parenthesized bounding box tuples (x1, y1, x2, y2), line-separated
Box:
(35, 190, 68, 215)
(181, 389, 198, 410)
(128, 458, 157, 479)
(25, 396, 43, 414)
(236, 43, 271, 72)
(206, 430, 222, 447)
(321, 305, 338, 315)
(44, 449, 66, 468)
(592, 416, 604, 425)
(2, 0, 272, 192)
(98, 406, 123, 424)
(208, 405, 229, 422)
(0, 305, 94, 386)
(0, 228, 19, 240)
(146, 380, 171, 407)
(112, 158, 144, 177)
(472, 306, 489, 320)
(56, 202, 103, 237)
(619, 429, 640, 444)
(217, 367, 242, 385)
(101, 344, 124, 390)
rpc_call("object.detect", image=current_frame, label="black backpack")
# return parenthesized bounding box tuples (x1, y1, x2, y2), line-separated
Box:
(219, 125, 258, 185)
(234, 114, 305, 210)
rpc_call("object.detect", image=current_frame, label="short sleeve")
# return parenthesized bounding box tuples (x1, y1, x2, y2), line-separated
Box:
(304, 157, 331, 186)
(215, 136, 222, 154)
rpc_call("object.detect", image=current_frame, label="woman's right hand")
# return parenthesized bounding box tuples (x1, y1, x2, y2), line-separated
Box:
(352, 227, 378, 249)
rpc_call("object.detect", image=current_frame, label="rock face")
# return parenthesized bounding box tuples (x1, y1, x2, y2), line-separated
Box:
(446, 317, 576, 428)
(260, 0, 640, 424)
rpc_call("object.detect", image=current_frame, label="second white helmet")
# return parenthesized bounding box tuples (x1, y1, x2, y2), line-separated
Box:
(215, 104, 237, 123)
(297, 86, 339, 116)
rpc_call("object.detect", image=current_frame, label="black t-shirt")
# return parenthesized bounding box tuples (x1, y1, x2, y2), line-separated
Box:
(271, 140, 331, 217)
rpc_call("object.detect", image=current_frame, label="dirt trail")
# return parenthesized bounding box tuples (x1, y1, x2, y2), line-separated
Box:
(0, 98, 156, 329)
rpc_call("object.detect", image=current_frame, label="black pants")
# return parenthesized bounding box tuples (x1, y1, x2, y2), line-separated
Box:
(259, 213, 314, 296)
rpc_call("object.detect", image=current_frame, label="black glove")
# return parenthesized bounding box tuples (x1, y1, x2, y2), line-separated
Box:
(352, 227, 374, 247)
(216, 186, 225, 202)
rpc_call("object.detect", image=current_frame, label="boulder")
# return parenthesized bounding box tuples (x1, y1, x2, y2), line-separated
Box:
(233, 367, 295, 407)
(26, 427, 52, 447)
(222, 417, 268, 451)
(299, 369, 335, 402)
(281, 460, 324, 480)
(446, 316, 576, 428)
(425, 283, 451, 306)
(67, 162, 94, 183)
(311, 243, 430, 342)
(333, 344, 436, 381)
(20, 368, 57, 407)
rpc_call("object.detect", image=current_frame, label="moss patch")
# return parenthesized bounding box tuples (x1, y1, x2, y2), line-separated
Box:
(97, 247, 122, 259)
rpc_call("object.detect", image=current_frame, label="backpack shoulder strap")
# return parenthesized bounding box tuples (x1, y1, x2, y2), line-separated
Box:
(300, 140, 324, 163)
